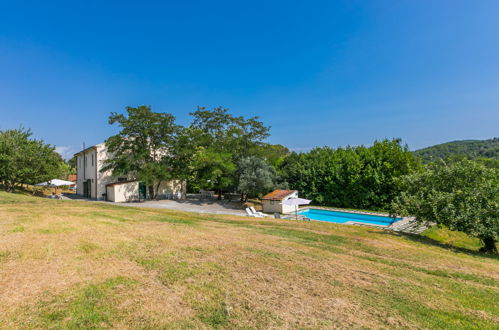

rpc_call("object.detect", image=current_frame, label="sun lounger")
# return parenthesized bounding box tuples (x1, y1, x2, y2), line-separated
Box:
(245, 208, 264, 217)
(249, 206, 265, 217)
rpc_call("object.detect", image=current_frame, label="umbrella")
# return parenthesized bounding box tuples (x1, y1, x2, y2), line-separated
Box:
(35, 179, 75, 194)
(282, 198, 312, 220)
(35, 179, 75, 187)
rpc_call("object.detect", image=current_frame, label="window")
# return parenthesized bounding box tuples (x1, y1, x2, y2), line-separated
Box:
(91, 154, 94, 167)
(85, 155, 87, 168)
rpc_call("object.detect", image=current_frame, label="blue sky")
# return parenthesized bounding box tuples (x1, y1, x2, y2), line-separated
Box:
(1, 1, 498, 159)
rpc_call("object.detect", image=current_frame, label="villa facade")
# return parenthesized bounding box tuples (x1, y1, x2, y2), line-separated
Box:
(74, 143, 185, 202)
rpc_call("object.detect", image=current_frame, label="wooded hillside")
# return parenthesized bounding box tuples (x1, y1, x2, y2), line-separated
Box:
(414, 138, 499, 163)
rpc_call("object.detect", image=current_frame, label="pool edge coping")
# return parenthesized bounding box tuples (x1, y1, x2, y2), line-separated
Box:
(295, 206, 413, 228)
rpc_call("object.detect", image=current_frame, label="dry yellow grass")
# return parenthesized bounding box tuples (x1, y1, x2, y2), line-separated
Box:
(0, 191, 498, 329)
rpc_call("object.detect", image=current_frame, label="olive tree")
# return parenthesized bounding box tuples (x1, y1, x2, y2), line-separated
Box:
(391, 160, 498, 253)
(237, 156, 278, 201)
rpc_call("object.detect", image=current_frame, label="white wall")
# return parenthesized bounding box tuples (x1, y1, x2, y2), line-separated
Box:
(75, 148, 98, 198)
(261, 191, 299, 214)
(106, 182, 139, 202)
(156, 180, 186, 198)
(96, 145, 118, 200)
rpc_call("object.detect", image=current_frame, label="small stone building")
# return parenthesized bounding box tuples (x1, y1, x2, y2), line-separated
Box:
(261, 189, 299, 214)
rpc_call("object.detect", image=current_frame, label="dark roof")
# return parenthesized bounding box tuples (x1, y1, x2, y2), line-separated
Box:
(73, 145, 97, 156)
(261, 189, 297, 201)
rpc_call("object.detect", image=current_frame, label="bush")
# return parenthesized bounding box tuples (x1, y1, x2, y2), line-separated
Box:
(391, 160, 498, 253)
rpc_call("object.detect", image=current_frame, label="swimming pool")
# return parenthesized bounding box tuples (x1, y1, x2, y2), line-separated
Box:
(298, 208, 400, 226)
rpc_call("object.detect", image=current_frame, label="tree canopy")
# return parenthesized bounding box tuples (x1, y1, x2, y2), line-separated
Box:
(278, 139, 422, 210)
(0, 127, 65, 191)
(187, 106, 273, 196)
(391, 160, 498, 253)
(102, 105, 181, 199)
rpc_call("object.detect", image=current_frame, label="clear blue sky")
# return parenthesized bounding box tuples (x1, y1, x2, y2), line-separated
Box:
(1, 1, 498, 159)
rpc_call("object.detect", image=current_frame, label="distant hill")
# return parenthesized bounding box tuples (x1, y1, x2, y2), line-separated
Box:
(414, 138, 499, 163)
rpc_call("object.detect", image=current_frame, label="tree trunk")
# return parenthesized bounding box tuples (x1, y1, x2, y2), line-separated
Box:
(154, 181, 161, 200)
(480, 236, 497, 253)
(148, 185, 155, 200)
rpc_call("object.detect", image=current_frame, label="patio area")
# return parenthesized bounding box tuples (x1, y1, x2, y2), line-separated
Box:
(102, 194, 247, 216)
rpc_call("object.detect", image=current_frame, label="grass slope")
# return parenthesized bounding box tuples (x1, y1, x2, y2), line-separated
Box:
(1, 192, 498, 329)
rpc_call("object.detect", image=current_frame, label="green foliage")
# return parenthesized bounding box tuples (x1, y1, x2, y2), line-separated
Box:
(391, 160, 498, 252)
(414, 138, 499, 163)
(191, 148, 236, 193)
(0, 127, 65, 191)
(187, 106, 271, 195)
(237, 156, 278, 199)
(189, 106, 270, 157)
(253, 143, 290, 167)
(102, 105, 181, 199)
(279, 139, 421, 210)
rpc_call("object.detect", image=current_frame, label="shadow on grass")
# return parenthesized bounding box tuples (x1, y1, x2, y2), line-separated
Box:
(372, 230, 499, 260)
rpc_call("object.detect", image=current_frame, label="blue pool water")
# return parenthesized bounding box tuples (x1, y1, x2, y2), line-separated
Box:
(298, 208, 400, 226)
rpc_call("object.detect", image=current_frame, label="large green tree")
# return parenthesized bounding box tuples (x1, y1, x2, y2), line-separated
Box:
(191, 149, 236, 195)
(188, 106, 271, 197)
(102, 105, 181, 199)
(0, 127, 65, 191)
(189, 106, 270, 156)
(391, 160, 498, 253)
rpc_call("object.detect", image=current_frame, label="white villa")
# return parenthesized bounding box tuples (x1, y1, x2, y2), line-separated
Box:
(74, 142, 185, 202)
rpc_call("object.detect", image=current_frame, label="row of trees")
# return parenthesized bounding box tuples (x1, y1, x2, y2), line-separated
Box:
(278, 139, 422, 210)
(0, 127, 67, 191)
(105, 106, 426, 208)
(102, 105, 287, 200)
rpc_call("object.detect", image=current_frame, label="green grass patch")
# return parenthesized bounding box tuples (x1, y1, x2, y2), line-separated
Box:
(256, 226, 348, 252)
(35, 276, 136, 329)
(137, 253, 223, 286)
(0, 250, 21, 262)
(37, 225, 75, 234)
(79, 242, 100, 254)
(246, 247, 282, 259)
(186, 282, 229, 327)
(11, 225, 25, 232)
(152, 215, 198, 225)
(422, 226, 484, 251)
(359, 254, 498, 287)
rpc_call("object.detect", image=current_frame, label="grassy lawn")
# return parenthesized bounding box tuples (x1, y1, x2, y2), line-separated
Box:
(1, 192, 498, 329)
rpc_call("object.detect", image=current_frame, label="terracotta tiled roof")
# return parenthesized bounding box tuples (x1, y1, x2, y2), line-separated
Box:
(67, 174, 77, 182)
(261, 189, 297, 201)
